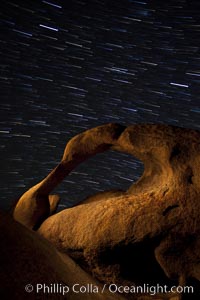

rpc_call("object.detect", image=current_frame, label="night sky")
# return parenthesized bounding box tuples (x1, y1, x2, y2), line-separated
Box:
(1, 0, 200, 210)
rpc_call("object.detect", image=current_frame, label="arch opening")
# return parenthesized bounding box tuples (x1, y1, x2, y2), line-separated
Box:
(55, 150, 144, 210)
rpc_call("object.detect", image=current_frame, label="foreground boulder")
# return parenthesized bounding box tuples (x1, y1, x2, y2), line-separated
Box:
(13, 123, 200, 299)
(0, 211, 125, 300)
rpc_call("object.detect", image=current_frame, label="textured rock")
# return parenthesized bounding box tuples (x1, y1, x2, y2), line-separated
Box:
(13, 123, 200, 299)
(0, 211, 124, 300)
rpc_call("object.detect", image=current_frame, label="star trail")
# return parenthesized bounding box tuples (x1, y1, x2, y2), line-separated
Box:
(0, 0, 200, 210)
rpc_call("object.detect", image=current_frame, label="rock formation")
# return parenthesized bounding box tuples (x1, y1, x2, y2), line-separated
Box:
(13, 123, 200, 299)
(13, 123, 125, 229)
(0, 211, 125, 300)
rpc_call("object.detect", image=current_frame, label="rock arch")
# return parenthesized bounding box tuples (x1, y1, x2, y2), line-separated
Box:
(13, 123, 126, 229)
(13, 123, 200, 296)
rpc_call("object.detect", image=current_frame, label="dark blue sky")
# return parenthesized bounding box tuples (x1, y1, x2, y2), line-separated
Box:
(0, 0, 200, 209)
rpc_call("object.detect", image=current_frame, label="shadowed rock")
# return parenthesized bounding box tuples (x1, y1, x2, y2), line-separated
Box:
(13, 123, 200, 299)
(0, 211, 125, 300)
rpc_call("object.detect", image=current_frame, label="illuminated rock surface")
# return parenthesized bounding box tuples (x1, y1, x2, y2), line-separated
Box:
(13, 123, 200, 299)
